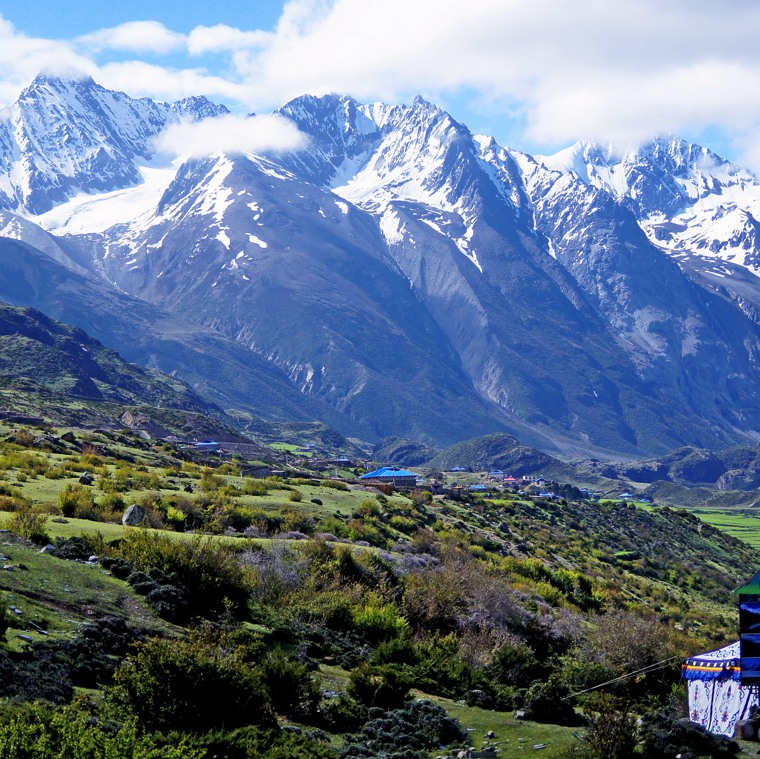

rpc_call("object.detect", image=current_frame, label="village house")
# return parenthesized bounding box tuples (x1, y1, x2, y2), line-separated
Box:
(359, 466, 420, 489)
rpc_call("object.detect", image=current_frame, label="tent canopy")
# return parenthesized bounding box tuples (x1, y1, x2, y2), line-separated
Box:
(685, 641, 756, 737)
(683, 641, 741, 682)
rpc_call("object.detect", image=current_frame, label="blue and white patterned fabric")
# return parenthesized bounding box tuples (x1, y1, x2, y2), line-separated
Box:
(684, 642, 758, 736)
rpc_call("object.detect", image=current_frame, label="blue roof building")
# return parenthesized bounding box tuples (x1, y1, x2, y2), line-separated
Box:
(360, 466, 420, 487)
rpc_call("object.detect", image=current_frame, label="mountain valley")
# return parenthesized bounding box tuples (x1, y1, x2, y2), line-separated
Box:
(0, 73, 760, 463)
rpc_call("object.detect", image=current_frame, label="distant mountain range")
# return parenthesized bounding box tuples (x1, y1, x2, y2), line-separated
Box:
(2, 72, 760, 459)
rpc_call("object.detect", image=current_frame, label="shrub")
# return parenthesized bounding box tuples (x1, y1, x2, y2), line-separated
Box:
(523, 679, 585, 726)
(146, 584, 188, 624)
(0, 703, 201, 759)
(353, 603, 410, 644)
(243, 479, 268, 496)
(577, 694, 639, 759)
(638, 709, 739, 759)
(322, 479, 348, 491)
(347, 663, 413, 710)
(0, 482, 25, 500)
(288, 489, 303, 502)
(166, 506, 187, 531)
(111, 633, 275, 735)
(200, 470, 225, 492)
(260, 648, 321, 718)
(116, 530, 249, 620)
(8, 507, 50, 545)
(58, 484, 95, 519)
(0, 594, 7, 641)
(357, 499, 382, 518)
(340, 700, 467, 759)
(44, 465, 68, 479)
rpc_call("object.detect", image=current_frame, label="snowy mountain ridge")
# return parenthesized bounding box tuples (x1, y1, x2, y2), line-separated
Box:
(4, 73, 760, 456)
(0, 71, 228, 217)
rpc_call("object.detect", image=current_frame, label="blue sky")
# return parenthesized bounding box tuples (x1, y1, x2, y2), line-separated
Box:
(0, 0, 756, 166)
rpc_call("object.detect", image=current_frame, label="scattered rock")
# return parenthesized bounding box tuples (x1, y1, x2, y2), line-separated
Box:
(88, 555, 99, 563)
(16, 563, 28, 570)
(122, 504, 146, 526)
(3, 564, 14, 571)
(486, 731, 496, 739)
(515, 710, 526, 720)
(60, 431, 76, 443)
(40, 544, 56, 553)
(16, 634, 32, 642)
(78, 472, 94, 485)
(533, 745, 547, 751)
(734, 719, 758, 740)
(322, 655, 337, 665)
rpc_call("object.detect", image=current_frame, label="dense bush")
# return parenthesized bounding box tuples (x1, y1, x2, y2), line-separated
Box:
(340, 700, 467, 759)
(347, 663, 413, 710)
(0, 703, 199, 759)
(522, 679, 585, 727)
(58, 483, 95, 519)
(8, 506, 50, 545)
(259, 648, 322, 718)
(0, 617, 146, 704)
(111, 633, 275, 734)
(0, 595, 7, 641)
(116, 530, 249, 620)
(150, 725, 336, 759)
(639, 710, 740, 759)
(321, 479, 348, 491)
(576, 694, 639, 759)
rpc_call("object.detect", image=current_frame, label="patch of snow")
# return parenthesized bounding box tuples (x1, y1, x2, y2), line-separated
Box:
(216, 230, 230, 249)
(34, 164, 177, 235)
(335, 201, 349, 215)
(247, 234, 268, 248)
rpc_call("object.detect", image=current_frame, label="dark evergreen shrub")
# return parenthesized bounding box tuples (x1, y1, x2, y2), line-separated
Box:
(340, 700, 467, 759)
(639, 710, 739, 759)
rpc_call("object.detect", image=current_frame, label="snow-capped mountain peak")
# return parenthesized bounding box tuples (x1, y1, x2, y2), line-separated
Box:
(0, 71, 228, 216)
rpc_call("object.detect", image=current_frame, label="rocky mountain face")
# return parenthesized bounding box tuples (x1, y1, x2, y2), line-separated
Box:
(0, 300, 215, 411)
(0, 72, 227, 215)
(2, 74, 760, 457)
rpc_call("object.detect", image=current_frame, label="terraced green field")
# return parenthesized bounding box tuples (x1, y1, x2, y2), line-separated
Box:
(692, 510, 760, 548)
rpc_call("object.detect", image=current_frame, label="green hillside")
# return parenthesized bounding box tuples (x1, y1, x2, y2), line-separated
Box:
(0, 414, 755, 757)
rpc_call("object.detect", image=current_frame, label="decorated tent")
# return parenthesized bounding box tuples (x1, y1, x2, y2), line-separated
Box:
(683, 641, 758, 736)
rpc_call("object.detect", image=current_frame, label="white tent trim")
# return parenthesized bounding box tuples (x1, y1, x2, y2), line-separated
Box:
(684, 641, 758, 736)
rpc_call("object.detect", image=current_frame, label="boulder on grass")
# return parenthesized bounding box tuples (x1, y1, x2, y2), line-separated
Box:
(122, 504, 146, 526)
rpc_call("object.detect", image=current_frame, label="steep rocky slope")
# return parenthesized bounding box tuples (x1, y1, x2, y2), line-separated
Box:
(2, 75, 760, 457)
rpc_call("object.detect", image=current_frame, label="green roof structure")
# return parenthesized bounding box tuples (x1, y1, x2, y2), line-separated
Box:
(735, 570, 760, 594)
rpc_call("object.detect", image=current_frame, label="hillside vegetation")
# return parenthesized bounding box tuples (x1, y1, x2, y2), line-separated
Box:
(0, 417, 754, 758)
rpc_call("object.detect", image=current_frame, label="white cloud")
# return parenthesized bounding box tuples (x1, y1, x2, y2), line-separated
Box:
(187, 24, 270, 55)
(0, 17, 97, 101)
(3, 2, 760, 166)
(96, 60, 248, 103)
(78, 21, 184, 54)
(150, 112, 308, 158)
(232, 0, 760, 149)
